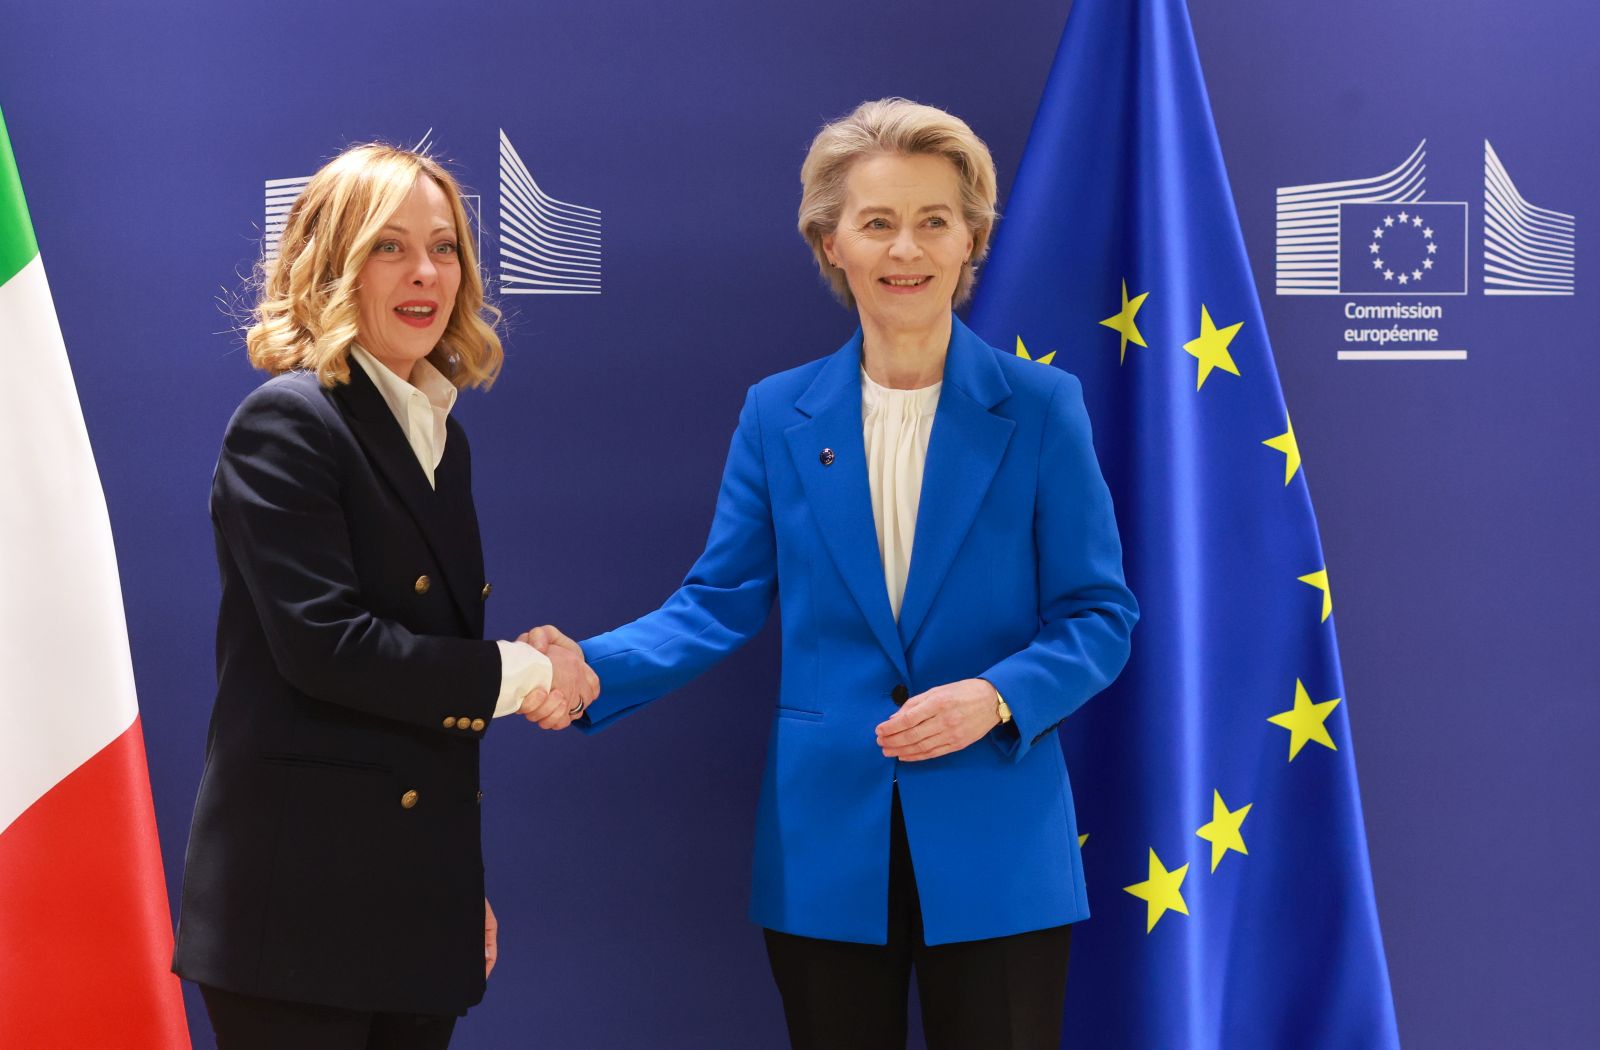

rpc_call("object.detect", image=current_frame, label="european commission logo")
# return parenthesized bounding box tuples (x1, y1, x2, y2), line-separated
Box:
(262, 128, 602, 295)
(1275, 139, 1575, 297)
(1338, 203, 1466, 294)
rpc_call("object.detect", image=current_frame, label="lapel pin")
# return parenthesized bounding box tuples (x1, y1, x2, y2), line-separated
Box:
(819, 448, 835, 466)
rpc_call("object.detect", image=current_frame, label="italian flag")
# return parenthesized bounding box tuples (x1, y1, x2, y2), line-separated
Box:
(0, 107, 190, 1046)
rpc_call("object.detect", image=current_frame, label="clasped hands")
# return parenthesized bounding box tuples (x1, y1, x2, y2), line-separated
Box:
(515, 624, 599, 730)
(875, 678, 1003, 762)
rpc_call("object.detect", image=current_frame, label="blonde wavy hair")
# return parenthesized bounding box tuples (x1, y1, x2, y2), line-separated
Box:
(798, 98, 999, 309)
(247, 143, 502, 389)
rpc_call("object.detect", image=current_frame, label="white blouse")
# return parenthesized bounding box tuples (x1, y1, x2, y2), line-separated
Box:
(350, 345, 456, 489)
(861, 368, 942, 620)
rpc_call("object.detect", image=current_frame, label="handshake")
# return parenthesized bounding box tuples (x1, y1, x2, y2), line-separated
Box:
(515, 625, 599, 731)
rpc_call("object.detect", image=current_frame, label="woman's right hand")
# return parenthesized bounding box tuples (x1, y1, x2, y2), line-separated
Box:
(520, 624, 583, 658)
(518, 626, 599, 728)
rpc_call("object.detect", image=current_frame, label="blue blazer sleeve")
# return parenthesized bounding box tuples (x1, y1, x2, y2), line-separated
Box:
(982, 374, 1138, 761)
(212, 381, 500, 731)
(578, 387, 779, 730)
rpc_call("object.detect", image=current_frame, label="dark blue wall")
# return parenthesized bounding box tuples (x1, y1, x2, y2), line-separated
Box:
(1, 1, 1593, 1046)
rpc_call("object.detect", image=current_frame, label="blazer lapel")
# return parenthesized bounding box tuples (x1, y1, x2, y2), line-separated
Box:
(896, 318, 1015, 650)
(431, 426, 487, 638)
(784, 333, 910, 680)
(334, 361, 483, 633)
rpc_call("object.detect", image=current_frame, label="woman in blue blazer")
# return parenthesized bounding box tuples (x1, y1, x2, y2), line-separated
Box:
(535, 99, 1136, 1049)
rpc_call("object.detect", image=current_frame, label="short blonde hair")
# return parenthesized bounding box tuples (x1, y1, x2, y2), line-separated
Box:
(798, 98, 999, 308)
(247, 143, 502, 389)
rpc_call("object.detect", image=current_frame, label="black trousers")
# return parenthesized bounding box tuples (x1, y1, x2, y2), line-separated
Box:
(764, 789, 1072, 1050)
(200, 984, 457, 1050)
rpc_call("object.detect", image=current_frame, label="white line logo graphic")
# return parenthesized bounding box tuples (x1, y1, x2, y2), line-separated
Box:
(1275, 141, 1427, 295)
(263, 175, 311, 262)
(1483, 141, 1575, 296)
(497, 130, 601, 295)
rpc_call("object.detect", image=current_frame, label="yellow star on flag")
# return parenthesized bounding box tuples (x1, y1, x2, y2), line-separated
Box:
(1123, 848, 1190, 933)
(1183, 304, 1243, 389)
(1263, 414, 1302, 484)
(1099, 280, 1149, 364)
(1195, 790, 1252, 872)
(1015, 335, 1056, 366)
(1268, 679, 1341, 761)
(1299, 568, 1333, 622)
(1079, 833, 1089, 847)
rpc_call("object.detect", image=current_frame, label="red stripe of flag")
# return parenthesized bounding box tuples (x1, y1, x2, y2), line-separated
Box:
(0, 717, 190, 1048)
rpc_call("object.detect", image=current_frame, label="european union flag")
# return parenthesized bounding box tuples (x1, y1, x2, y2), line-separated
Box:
(1339, 201, 1468, 294)
(968, 1, 1402, 1046)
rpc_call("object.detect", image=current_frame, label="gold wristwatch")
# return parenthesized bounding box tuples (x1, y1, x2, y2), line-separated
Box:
(994, 686, 1013, 725)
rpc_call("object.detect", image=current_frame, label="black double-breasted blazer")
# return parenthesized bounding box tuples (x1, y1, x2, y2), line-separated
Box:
(173, 360, 502, 1016)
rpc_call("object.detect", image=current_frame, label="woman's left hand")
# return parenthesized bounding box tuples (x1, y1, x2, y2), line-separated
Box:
(875, 678, 1001, 761)
(484, 896, 498, 978)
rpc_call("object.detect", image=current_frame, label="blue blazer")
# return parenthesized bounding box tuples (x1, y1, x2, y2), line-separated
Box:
(580, 317, 1137, 946)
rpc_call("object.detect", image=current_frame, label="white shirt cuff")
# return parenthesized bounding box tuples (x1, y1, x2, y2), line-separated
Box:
(494, 640, 554, 718)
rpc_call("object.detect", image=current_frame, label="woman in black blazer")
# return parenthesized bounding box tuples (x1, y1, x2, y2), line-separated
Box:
(172, 144, 594, 1050)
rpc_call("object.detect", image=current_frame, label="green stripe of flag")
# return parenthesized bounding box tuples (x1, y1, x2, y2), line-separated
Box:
(0, 106, 41, 287)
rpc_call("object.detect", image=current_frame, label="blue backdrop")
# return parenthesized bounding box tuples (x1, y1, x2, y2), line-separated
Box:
(1, 1, 1594, 1046)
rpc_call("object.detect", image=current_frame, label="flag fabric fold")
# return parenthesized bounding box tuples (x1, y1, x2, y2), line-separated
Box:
(968, 1, 1400, 1045)
(0, 104, 190, 1049)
